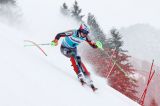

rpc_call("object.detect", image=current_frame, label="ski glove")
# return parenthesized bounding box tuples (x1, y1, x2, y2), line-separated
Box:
(51, 39, 58, 46)
(96, 41, 104, 50)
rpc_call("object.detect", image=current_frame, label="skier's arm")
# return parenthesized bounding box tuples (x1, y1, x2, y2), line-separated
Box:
(86, 36, 98, 48)
(54, 32, 66, 40)
(51, 30, 73, 46)
(54, 30, 73, 40)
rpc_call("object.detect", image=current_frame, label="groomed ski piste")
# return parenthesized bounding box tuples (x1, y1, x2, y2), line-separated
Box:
(0, 0, 140, 106)
(0, 22, 139, 106)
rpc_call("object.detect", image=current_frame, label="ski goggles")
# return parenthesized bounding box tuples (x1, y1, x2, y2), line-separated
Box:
(81, 30, 89, 35)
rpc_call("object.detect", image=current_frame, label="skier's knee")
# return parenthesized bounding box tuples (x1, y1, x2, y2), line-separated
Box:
(76, 56, 81, 62)
(70, 51, 76, 57)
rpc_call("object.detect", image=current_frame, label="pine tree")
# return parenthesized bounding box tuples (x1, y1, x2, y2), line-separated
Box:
(108, 29, 124, 51)
(71, 1, 84, 21)
(0, 0, 21, 25)
(0, 0, 16, 5)
(60, 3, 70, 15)
(108, 28, 128, 57)
(62, 2, 68, 9)
(107, 28, 138, 101)
(87, 13, 106, 45)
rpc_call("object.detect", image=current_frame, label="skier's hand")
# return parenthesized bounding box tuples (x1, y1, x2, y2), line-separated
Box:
(96, 41, 104, 50)
(51, 39, 58, 46)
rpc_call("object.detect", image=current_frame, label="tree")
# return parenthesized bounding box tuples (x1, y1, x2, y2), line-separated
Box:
(108, 29, 124, 52)
(87, 13, 106, 45)
(71, 1, 84, 21)
(60, 2, 70, 15)
(62, 2, 68, 9)
(0, 0, 21, 25)
(107, 28, 138, 101)
(0, 0, 16, 5)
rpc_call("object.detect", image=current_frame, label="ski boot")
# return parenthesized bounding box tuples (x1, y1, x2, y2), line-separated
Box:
(90, 84, 98, 92)
(85, 76, 98, 92)
(78, 72, 86, 85)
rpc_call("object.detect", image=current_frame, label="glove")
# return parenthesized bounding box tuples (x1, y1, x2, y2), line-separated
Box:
(51, 39, 58, 46)
(96, 41, 104, 50)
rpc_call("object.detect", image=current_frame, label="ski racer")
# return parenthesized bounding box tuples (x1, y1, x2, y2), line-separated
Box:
(51, 24, 98, 91)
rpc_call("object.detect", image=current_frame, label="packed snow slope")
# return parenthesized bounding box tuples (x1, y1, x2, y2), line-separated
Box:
(0, 23, 140, 106)
(0, 0, 139, 105)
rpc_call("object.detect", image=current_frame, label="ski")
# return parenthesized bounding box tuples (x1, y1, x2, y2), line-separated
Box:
(79, 78, 98, 92)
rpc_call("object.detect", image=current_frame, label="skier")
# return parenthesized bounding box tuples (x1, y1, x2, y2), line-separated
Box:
(51, 24, 98, 91)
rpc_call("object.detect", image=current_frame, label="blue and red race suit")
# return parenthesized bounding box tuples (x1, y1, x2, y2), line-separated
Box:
(54, 29, 97, 49)
(53, 29, 97, 75)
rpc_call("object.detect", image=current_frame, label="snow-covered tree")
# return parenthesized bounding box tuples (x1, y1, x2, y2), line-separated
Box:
(0, 0, 21, 25)
(108, 29, 124, 52)
(107, 28, 138, 101)
(62, 2, 68, 9)
(0, 0, 16, 5)
(60, 2, 70, 15)
(87, 13, 106, 45)
(71, 1, 84, 21)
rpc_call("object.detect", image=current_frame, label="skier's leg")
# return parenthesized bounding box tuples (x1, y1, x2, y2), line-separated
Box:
(69, 49, 88, 82)
(78, 60, 96, 89)
(77, 57, 97, 90)
(70, 55, 86, 85)
(76, 56, 97, 90)
(75, 56, 90, 77)
(60, 45, 87, 84)
(70, 56, 79, 75)
(60, 45, 79, 74)
(74, 56, 94, 85)
(81, 62, 90, 77)
(60, 45, 71, 58)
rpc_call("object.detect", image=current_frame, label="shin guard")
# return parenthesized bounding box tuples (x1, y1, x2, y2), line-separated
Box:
(70, 56, 79, 75)
(81, 62, 90, 77)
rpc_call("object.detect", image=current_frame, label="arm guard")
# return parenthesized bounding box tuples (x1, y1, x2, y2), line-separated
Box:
(54, 30, 74, 40)
(86, 36, 98, 48)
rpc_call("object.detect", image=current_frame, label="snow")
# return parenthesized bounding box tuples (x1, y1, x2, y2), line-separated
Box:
(0, 22, 139, 106)
(0, 0, 139, 105)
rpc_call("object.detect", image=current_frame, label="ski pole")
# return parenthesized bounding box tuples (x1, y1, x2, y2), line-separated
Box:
(24, 43, 50, 47)
(96, 42, 129, 77)
(24, 40, 48, 56)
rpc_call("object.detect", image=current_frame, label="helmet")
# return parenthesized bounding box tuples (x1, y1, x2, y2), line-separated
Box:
(79, 24, 90, 35)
